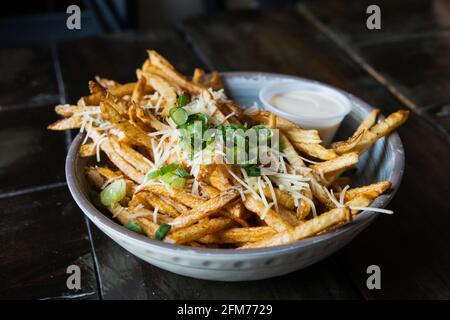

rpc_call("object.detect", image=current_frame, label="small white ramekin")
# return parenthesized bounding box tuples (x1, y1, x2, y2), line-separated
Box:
(259, 81, 351, 145)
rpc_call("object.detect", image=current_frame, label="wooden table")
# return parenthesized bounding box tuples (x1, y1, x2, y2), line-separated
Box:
(1, 0, 449, 299)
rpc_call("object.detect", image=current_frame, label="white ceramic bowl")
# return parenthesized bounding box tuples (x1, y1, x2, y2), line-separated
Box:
(66, 72, 404, 281)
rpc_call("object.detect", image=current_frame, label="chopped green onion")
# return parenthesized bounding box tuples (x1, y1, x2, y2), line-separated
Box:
(160, 162, 179, 175)
(89, 190, 104, 210)
(125, 221, 145, 235)
(175, 168, 190, 178)
(170, 107, 188, 126)
(187, 113, 208, 126)
(177, 93, 189, 108)
(100, 179, 127, 206)
(155, 223, 171, 240)
(146, 170, 161, 180)
(247, 165, 261, 177)
(161, 172, 187, 189)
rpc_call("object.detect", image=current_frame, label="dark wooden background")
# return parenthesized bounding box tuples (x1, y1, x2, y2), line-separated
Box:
(1, 0, 449, 299)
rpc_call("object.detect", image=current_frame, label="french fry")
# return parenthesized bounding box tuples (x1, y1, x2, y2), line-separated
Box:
(241, 207, 351, 249)
(192, 68, 205, 84)
(143, 185, 205, 208)
(79, 143, 96, 157)
(198, 227, 276, 244)
(244, 195, 293, 232)
(47, 115, 82, 130)
(166, 217, 234, 244)
(170, 189, 239, 230)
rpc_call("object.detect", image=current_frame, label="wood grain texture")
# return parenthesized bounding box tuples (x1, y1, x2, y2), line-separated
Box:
(182, 7, 450, 299)
(0, 46, 59, 107)
(0, 187, 97, 299)
(301, 0, 450, 134)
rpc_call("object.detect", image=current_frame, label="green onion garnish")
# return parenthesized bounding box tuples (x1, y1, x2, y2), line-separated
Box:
(125, 221, 145, 235)
(146, 170, 161, 180)
(100, 179, 127, 206)
(155, 223, 171, 240)
(177, 93, 189, 108)
(175, 167, 190, 178)
(161, 172, 187, 189)
(159, 162, 179, 175)
(248, 165, 261, 177)
(169, 107, 188, 126)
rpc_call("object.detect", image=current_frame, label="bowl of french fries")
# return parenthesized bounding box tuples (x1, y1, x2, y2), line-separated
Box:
(50, 51, 408, 281)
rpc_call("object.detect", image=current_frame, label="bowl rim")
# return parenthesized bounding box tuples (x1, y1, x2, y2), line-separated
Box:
(65, 71, 405, 258)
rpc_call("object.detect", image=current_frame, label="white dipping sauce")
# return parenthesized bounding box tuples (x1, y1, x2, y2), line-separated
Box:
(267, 89, 348, 145)
(268, 90, 345, 118)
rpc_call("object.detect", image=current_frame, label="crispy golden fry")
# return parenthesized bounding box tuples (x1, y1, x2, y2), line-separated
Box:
(292, 142, 338, 160)
(241, 207, 351, 249)
(143, 192, 181, 217)
(311, 152, 359, 183)
(109, 137, 153, 173)
(192, 68, 205, 84)
(344, 181, 391, 202)
(198, 226, 276, 244)
(137, 69, 177, 116)
(200, 184, 248, 226)
(335, 110, 409, 154)
(136, 217, 159, 238)
(95, 76, 120, 89)
(330, 130, 364, 154)
(131, 75, 147, 103)
(353, 108, 380, 137)
(210, 166, 233, 191)
(244, 195, 293, 232)
(205, 71, 223, 90)
(79, 143, 96, 157)
(278, 206, 302, 226)
(143, 185, 205, 208)
(263, 186, 296, 210)
(47, 115, 82, 130)
(166, 217, 234, 244)
(148, 50, 204, 94)
(170, 189, 239, 230)
(54, 105, 100, 117)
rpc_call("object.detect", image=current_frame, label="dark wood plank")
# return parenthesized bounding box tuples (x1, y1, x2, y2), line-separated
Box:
(0, 103, 67, 195)
(302, 0, 450, 44)
(0, 187, 98, 299)
(300, 0, 450, 133)
(182, 8, 450, 299)
(57, 31, 361, 300)
(0, 46, 59, 107)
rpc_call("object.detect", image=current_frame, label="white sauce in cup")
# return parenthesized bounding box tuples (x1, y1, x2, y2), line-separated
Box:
(259, 81, 351, 145)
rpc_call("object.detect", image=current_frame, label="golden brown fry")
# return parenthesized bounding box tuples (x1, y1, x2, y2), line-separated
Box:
(344, 181, 391, 202)
(198, 227, 276, 244)
(79, 143, 96, 157)
(95, 76, 120, 89)
(47, 115, 82, 130)
(205, 71, 223, 90)
(166, 217, 234, 244)
(192, 68, 205, 84)
(292, 141, 338, 160)
(241, 207, 351, 249)
(244, 195, 293, 233)
(170, 189, 239, 230)
(109, 137, 153, 173)
(148, 50, 204, 94)
(143, 185, 205, 208)
(137, 69, 177, 116)
(311, 152, 359, 182)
